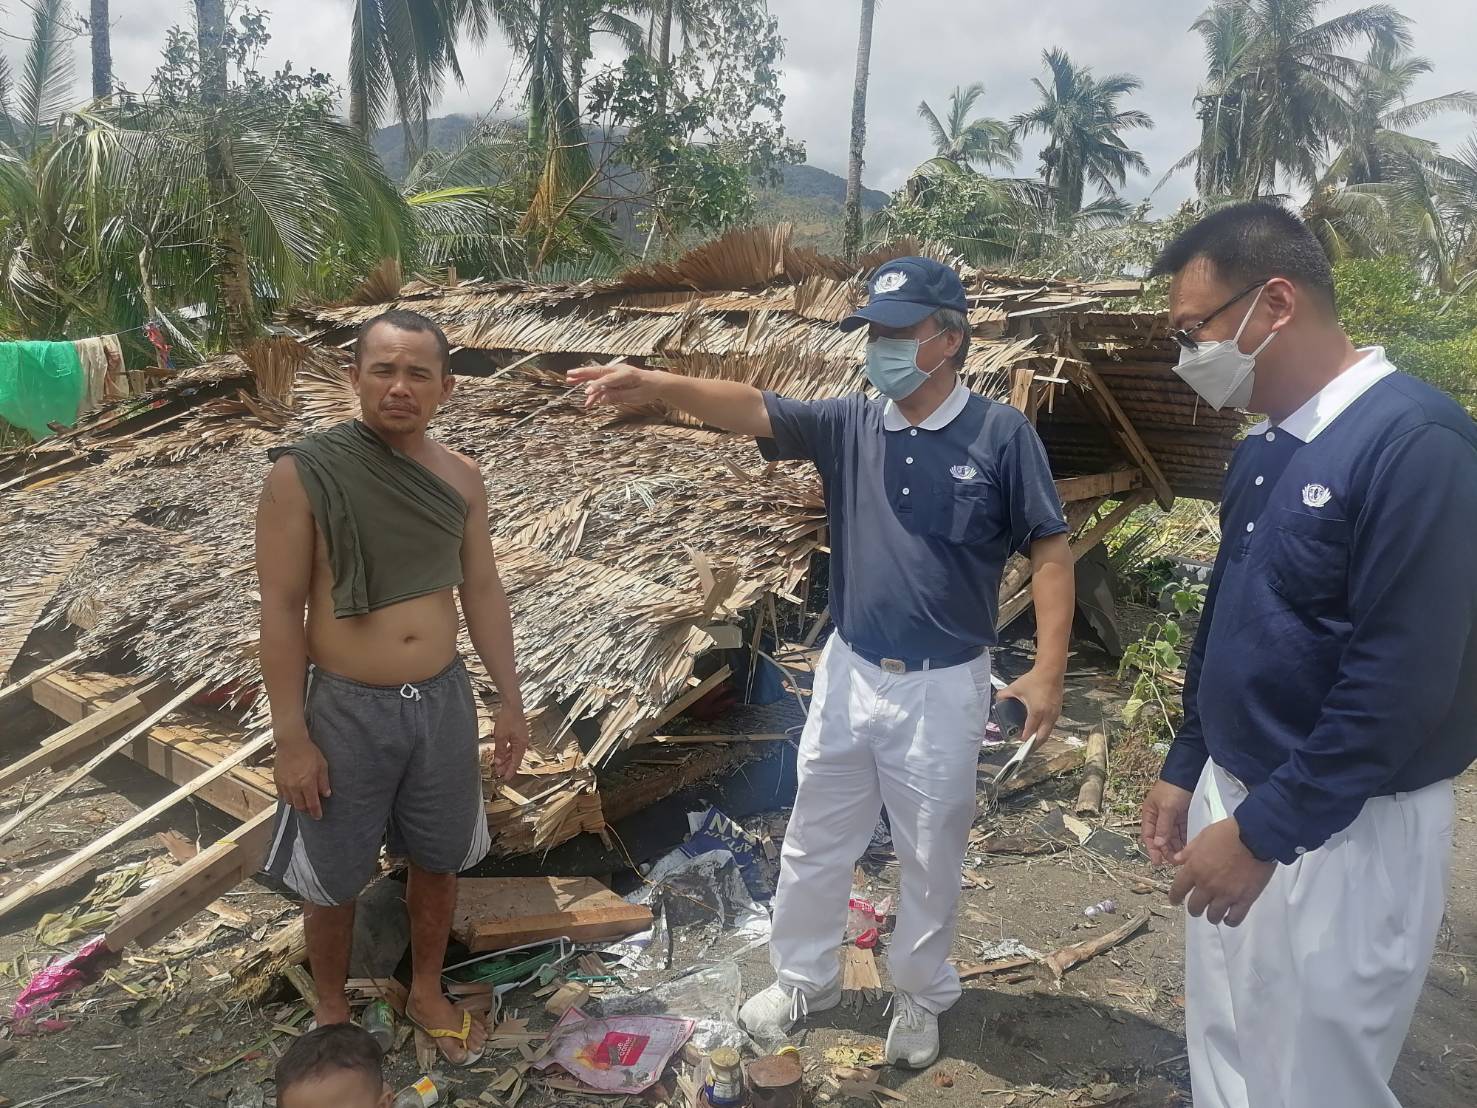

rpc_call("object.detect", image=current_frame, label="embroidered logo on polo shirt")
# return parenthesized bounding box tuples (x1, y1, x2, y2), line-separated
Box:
(1302, 483, 1333, 508)
(950, 464, 979, 481)
(875, 271, 907, 294)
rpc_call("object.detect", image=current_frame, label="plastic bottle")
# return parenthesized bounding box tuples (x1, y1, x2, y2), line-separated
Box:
(1083, 899, 1118, 918)
(704, 1046, 746, 1107)
(363, 999, 395, 1053)
(392, 1076, 439, 1107)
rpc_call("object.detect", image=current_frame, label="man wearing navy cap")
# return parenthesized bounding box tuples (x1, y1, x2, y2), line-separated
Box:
(571, 257, 1074, 1067)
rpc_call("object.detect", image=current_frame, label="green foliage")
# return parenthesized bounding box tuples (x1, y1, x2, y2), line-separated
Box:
(1118, 584, 1206, 740)
(1335, 257, 1477, 407)
(587, 0, 802, 243)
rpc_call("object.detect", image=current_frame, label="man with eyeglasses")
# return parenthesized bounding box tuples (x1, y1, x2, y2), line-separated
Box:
(1142, 202, 1477, 1107)
(569, 257, 1075, 1068)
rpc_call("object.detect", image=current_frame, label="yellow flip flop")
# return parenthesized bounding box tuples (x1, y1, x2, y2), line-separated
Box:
(408, 1008, 485, 1067)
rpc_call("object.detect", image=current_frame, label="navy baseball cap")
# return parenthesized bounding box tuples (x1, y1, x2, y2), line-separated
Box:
(838, 256, 969, 332)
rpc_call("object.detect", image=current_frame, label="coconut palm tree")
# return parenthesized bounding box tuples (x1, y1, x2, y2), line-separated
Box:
(0, 1, 414, 343)
(1185, 0, 1411, 197)
(349, 0, 497, 163)
(917, 83, 1019, 174)
(1324, 41, 1477, 186)
(89, 0, 111, 100)
(842, 0, 877, 262)
(1011, 48, 1153, 223)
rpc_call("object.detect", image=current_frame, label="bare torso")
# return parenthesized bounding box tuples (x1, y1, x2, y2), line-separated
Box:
(303, 438, 483, 686)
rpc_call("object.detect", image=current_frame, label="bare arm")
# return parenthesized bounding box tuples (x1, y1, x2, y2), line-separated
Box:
(255, 456, 331, 817)
(457, 464, 528, 778)
(999, 532, 1074, 743)
(567, 362, 773, 438)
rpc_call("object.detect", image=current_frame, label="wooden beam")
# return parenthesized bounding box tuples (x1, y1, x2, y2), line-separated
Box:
(122, 726, 275, 822)
(0, 650, 83, 706)
(1054, 469, 1142, 504)
(0, 731, 274, 923)
(1069, 357, 1175, 509)
(995, 490, 1152, 630)
(1008, 367, 1036, 422)
(1071, 489, 1154, 558)
(637, 732, 789, 746)
(27, 673, 276, 822)
(0, 679, 207, 842)
(0, 683, 159, 792)
(625, 665, 733, 747)
(104, 807, 276, 951)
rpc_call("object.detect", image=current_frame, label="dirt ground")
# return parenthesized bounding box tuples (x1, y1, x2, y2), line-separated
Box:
(1, 649, 1475, 1107)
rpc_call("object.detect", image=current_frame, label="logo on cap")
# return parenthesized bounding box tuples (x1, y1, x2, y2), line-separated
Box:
(875, 271, 907, 294)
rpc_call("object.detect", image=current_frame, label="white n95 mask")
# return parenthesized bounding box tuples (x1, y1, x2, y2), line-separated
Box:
(1174, 286, 1277, 411)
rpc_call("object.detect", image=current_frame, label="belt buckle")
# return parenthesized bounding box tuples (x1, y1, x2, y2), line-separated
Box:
(880, 657, 907, 675)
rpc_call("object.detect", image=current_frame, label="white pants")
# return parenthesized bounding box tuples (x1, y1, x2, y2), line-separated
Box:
(769, 635, 990, 1014)
(1186, 760, 1454, 1108)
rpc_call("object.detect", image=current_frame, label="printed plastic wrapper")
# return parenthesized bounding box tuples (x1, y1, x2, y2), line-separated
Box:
(11, 935, 119, 1031)
(534, 1008, 694, 1093)
(596, 961, 749, 1054)
(681, 807, 773, 900)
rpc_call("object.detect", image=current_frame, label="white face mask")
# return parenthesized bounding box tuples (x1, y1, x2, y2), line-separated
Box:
(1174, 286, 1277, 411)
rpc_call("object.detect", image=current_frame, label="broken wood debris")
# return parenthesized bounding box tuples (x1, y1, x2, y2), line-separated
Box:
(1044, 910, 1151, 981)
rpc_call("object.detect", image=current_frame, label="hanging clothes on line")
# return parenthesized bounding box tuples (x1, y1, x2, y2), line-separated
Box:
(72, 334, 130, 410)
(0, 341, 85, 439)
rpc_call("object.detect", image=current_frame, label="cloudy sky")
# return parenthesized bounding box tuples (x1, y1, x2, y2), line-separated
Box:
(4, 0, 1474, 210)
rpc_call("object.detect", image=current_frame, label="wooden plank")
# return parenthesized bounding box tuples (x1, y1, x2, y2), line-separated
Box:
(125, 730, 276, 821)
(841, 945, 882, 992)
(0, 649, 83, 706)
(0, 683, 158, 792)
(1054, 469, 1141, 504)
(28, 673, 276, 822)
(996, 492, 1150, 630)
(0, 731, 274, 923)
(1070, 489, 1154, 559)
(452, 876, 653, 953)
(0, 679, 206, 842)
(637, 732, 789, 746)
(979, 734, 1085, 798)
(104, 806, 276, 950)
(1008, 367, 1036, 421)
(1070, 359, 1175, 509)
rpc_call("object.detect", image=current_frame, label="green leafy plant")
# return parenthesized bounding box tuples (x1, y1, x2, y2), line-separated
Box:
(1118, 584, 1206, 740)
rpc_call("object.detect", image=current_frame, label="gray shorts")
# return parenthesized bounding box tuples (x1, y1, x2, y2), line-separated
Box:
(263, 657, 492, 906)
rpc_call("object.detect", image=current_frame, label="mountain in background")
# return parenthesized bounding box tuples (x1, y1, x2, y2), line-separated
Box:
(373, 115, 888, 253)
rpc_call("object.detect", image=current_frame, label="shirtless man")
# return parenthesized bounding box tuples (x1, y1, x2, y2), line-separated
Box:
(255, 310, 528, 1065)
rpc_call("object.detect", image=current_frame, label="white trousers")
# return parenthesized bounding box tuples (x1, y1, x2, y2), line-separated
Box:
(769, 635, 990, 1014)
(1186, 760, 1454, 1108)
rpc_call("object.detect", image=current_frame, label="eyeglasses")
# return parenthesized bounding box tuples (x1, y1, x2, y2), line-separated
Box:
(1170, 280, 1269, 352)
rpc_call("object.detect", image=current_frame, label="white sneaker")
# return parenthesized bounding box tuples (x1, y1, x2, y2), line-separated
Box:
(739, 978, 842, 1043)
(884, 992, 939, 1069)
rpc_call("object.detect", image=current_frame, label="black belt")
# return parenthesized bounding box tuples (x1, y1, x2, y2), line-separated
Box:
(845, 640, 985, 674)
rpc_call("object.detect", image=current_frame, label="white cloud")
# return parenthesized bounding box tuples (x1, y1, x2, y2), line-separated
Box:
(3, 0, 1472, 211)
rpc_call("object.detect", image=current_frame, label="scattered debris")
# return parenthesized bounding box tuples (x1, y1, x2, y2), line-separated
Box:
(1044, 911, 1151, 981)
(533, 1008, 694, 1094)
(1074, 730, 1109, 816)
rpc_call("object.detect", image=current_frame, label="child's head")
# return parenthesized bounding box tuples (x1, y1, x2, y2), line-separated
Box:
(275, 1023, 390, 1108)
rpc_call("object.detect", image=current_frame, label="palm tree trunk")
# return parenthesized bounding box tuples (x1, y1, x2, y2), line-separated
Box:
(843, 0, 876, 263)
(195, 0, 258, 348)
(89, 0, 111, 100)
(657, 0, 673, 69)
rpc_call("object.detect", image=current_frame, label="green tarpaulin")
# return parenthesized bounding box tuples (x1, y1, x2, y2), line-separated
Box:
(0, 341, 85, 440)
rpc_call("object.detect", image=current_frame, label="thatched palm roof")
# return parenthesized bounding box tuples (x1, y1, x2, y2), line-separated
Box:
(0, 225, 1238, 861)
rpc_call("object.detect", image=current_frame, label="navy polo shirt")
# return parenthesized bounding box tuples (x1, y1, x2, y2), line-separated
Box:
(758, 382, 1067, 660)
(1162, 350, 1477, 864)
